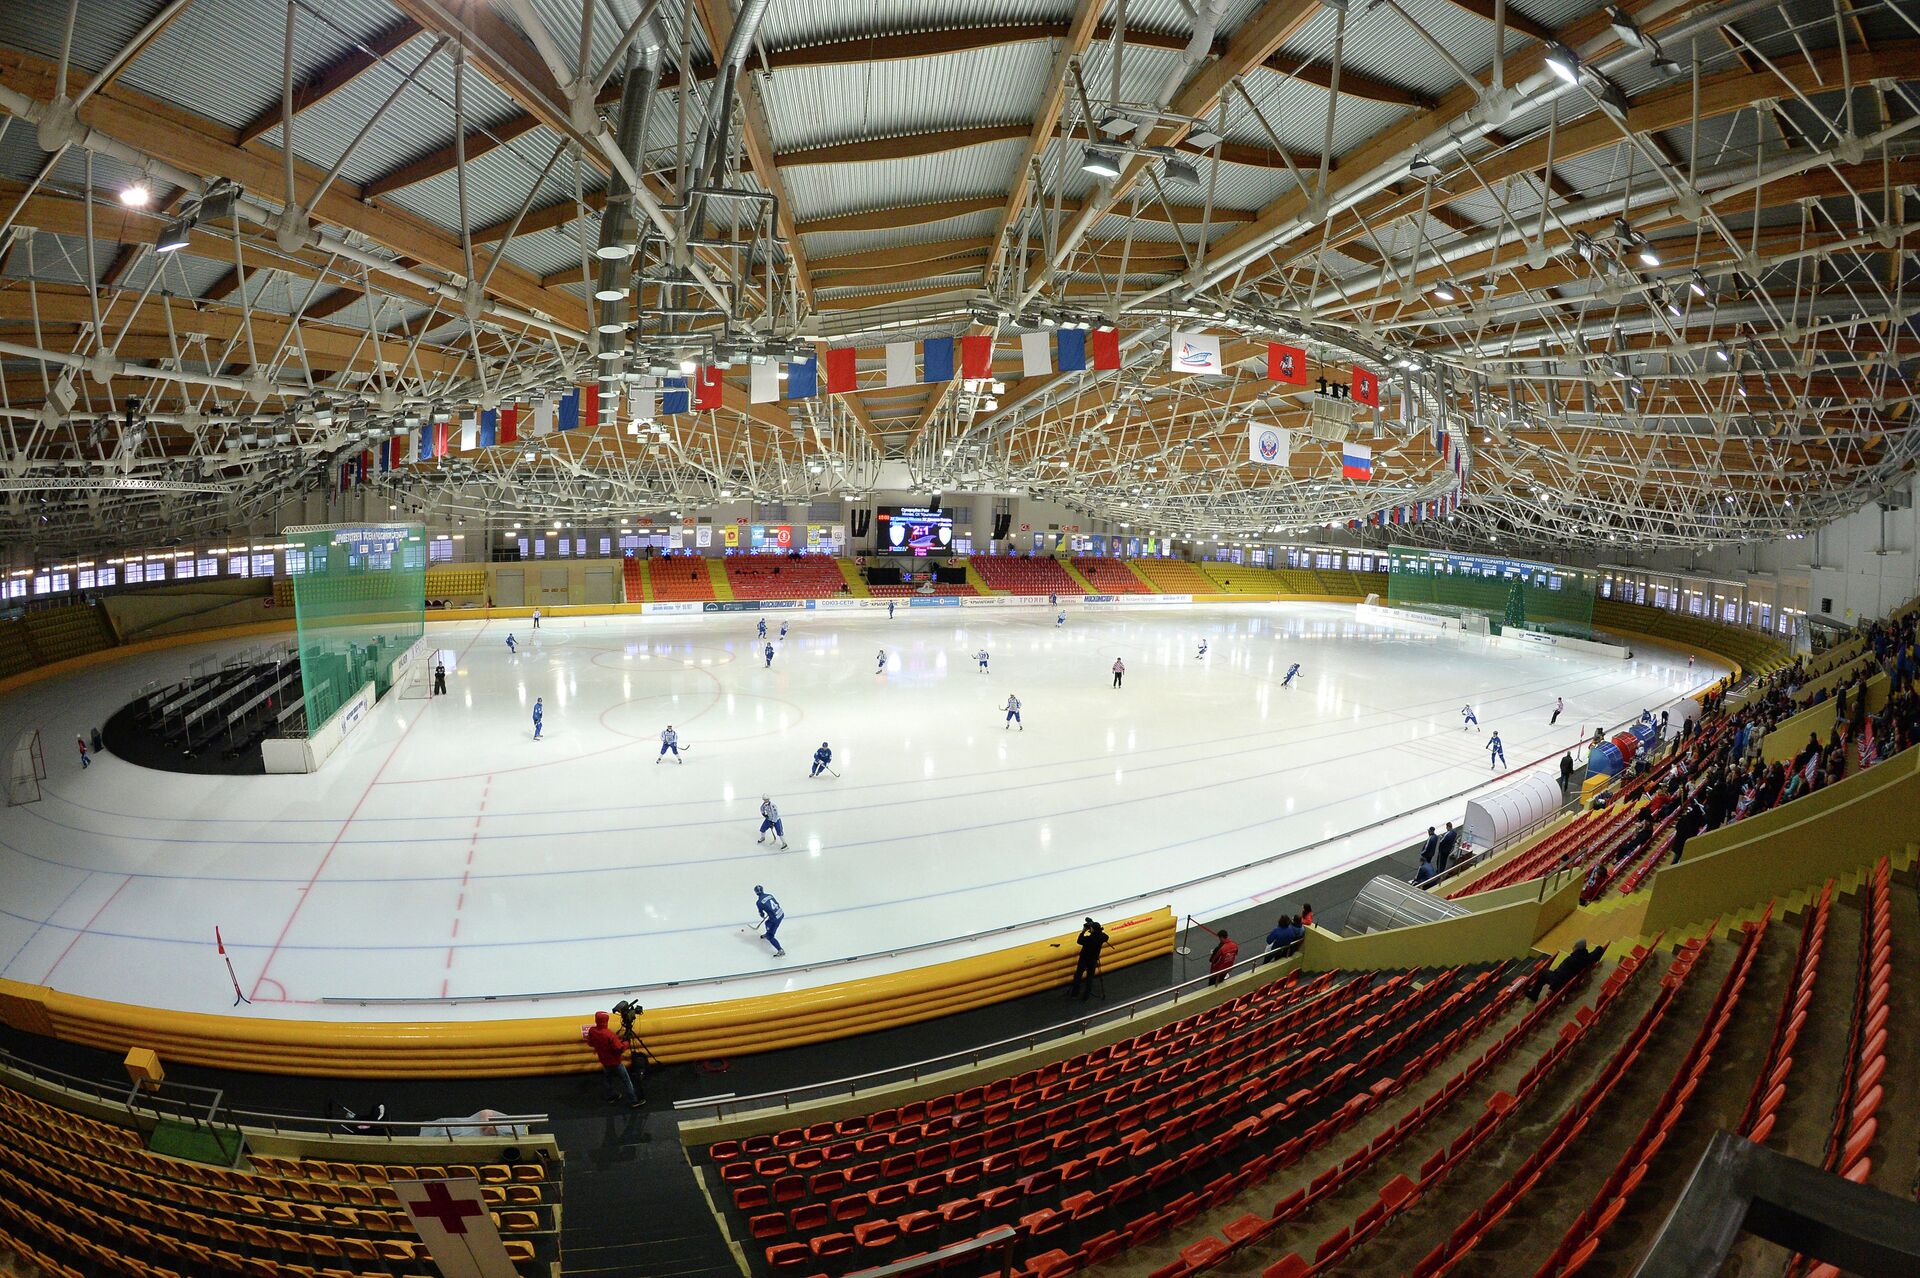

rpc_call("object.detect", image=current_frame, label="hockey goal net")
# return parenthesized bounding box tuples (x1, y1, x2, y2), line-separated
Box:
(398, 648, 438, 699)
(6, 729, 46, 806)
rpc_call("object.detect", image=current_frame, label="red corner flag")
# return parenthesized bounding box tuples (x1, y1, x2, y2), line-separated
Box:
(960, 334, 994, 380)
(1351, 365, 1380, 408)
(1090, 328, 1121, 370)
(1267, 343, 1308, 385)
(824, 347, 858, 394)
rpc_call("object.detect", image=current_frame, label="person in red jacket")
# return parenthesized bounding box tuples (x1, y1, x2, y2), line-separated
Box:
(1208, 930, 1238, 986)
(583, 1011, 641, 1108)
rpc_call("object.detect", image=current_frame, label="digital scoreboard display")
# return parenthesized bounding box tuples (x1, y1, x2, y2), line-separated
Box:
(876, 506, 953, 556)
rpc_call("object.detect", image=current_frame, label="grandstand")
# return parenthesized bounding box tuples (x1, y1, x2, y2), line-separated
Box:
(648, 557, 718, 602)
(970, 557, 1086, 598)
(1069, 559, 1152, 595)
(726, 556, 853, 600)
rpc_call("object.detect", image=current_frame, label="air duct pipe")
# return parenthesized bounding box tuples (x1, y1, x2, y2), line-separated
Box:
(595, 39, 666, 363)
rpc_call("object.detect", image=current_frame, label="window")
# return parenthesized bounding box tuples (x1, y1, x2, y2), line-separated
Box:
(576, 538, 587, 557)
(517, 537, 529, 559)
(557, 538, 571, 557)
(32, 575, 50, 596)
(284, 548, 306, 575)
(95, 567, 115, 587)
(198, 557, 219, 578)
(251, 553, 276, 578)
(599, 537, 611, 556)
(533, 539, 546, 558)
(50, 573, 69, 593)
(4, 579, 23, 599)
(124, 562, 146, 584)
(78, 570, 96, 590)
(228, 556, 248, 577)
(429, 539, 453, 563)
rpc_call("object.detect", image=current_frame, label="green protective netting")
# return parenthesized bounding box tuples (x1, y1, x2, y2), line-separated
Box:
(286, 523, 425, 730)
(1386, 545, 1597, 639)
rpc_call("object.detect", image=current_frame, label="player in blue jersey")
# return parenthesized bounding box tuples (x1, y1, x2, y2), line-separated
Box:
(763, 642, 775, 668)
(888, 601, 895, 619)
(756, 797, 789, 850)
(757, 618, 767, 639)
(531, 697, 543, 741)
(1488, 731, 1506, 769)
(658, 724, 680, 764)
(1056, 611, 1065, 627)
(1003, 694, 1023, 730)
(976, 648, 990, 673)
(1281, 662, 1300, 687)
(505, 633, 516, 654)
(753, 885, 786, 956)
(809, 742, 833, 778)
(1462, 704, 1479, 730)
(1196, 639, 1208, 659)
(876, 647, 887, 674)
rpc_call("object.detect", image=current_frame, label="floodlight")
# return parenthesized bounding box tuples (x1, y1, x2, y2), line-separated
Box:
(119, 183, 152, 208)
(1081, 148, 1122, 179)
(153, 216, 193, 254)
(1544, 42, 1580, 83)
(1163, 157, 1201, 185)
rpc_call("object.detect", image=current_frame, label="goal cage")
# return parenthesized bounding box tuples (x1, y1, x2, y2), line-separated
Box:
(1386, 545, 1597, 640)
(285, 523, 426, 729)
(6, 729, 46, 806)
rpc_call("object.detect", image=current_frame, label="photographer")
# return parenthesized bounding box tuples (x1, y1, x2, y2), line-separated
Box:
(583, 1010, 642, 1109)
(1069, 918, 1107, 1000)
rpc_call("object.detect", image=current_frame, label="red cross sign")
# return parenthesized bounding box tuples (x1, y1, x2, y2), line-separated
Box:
(395, 1177, 519, 1278)
(412, 1181, 485, 1234)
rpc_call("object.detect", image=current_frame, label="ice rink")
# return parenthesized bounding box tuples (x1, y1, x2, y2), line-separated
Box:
(0, 602, 1720, 1022)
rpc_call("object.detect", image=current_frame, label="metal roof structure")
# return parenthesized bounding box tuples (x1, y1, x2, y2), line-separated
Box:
(0, 0, 1914, 554)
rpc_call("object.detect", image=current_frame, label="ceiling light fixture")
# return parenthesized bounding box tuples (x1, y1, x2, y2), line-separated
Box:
(1433, 283, 1456, 301)
(153, 216, 193, 254)
(1688, 270, 1708, 298)
(1081, 147, 1122, 179)
(1186, 128, 1223, 150)
(119, 182, 152, 208)
(1163, 157, 1201, 185)
(1408, 155, 1441, 179)
(1544, 42, 1581, 83)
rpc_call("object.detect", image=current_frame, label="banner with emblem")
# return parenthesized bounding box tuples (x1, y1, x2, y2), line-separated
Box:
(1246, 422, 1290, 467)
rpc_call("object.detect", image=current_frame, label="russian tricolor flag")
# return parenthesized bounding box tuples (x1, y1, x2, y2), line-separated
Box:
(1341, 442, 1373, 481)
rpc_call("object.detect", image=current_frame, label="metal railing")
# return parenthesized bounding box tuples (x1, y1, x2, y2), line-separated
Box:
(0, 1048, 549, 1147)
(845, 1226, 1018, 1278)
(672, 941, 1316, 1122)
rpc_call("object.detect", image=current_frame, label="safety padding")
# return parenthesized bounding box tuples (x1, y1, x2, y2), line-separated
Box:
(0, 909, 1174, 1078)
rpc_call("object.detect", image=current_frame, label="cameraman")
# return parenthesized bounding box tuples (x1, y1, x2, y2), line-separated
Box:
(583, 1011, 642, 1109)
(1069, 918, 1107, 1000)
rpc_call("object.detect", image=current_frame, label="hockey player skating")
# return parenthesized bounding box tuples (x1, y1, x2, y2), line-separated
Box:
(505, 633, 517, 654)
(1550, 697, 1564, 725)
(1196, 639, 1208, 659)
(1049, 592, 1058, 607)
(531, 697, 544, 741)
(1056, 611, 1066, 627)
(975, 647, 990, 672)
(1281, 662, 1301, 687)
(752, 886, 786, 956)
(876, 647, 887, 675)
(1461, 704, 1479, 730)
(887, 601, 896, 619)
(532, 608, 541, 629)
(1112, 657, 1125, 688)
(757, 618, 767, 639)
(756, 797, 790, 850)
(1488, 731, 1506, 769)
(809, 742, 835, 778)
(763, 642, 775, 668)
(1003, 694, 1023, 730)
(657, 725, 682, 764)
(779, 621, 789, 641)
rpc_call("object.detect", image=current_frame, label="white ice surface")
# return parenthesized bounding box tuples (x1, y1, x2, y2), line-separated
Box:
(0, 604, 1720, 1022)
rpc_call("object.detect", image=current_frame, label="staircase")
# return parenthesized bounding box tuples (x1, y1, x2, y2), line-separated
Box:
(622, 558, 649, 603)
(835, 559, 869, 597)
(1058, 558, 1097, 593)
(961, 559, 1002, 595)
(707, 559, 734, 601)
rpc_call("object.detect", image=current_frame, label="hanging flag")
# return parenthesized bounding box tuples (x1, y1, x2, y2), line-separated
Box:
(500, 405, 518, 444)
(1090, 328, 1121, 370)
(478, 410, 497, 450)
(750, 360, 780, 404)
(1020, 331, 1052, 378)
(633, 387, 657, 422)
(660, 377, 690, 416)
(377, 438, 391, 473)
(1351, 365, 1380, 408)
(459, 414, 478, 452)
(1267, 343, 1308, 384)
(923, 337, 955, 383)
(884, 342, 915, 388)
(358, 450, 371, 482)
(417, 426, 432, 462)
(430, 421, 447, 458)
(1438, 428, 1449, 460)
(1342, 441, 1373, 480)
(530, 398, 554, 438)
(694, 366, 723, 411)
(558, 389, 581, 432)
(389, 435, 406, 469)
(1057, 329, 1088, 372)
(583, 385, 601, 431)
(339, 462, 351, 492)
(960, 334, 993, 380)
(823, 347, 858, 394)
(788, 355, 818, 400)
(1246, 422, 1289, 467)
(1170, 330, 1221, 375)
